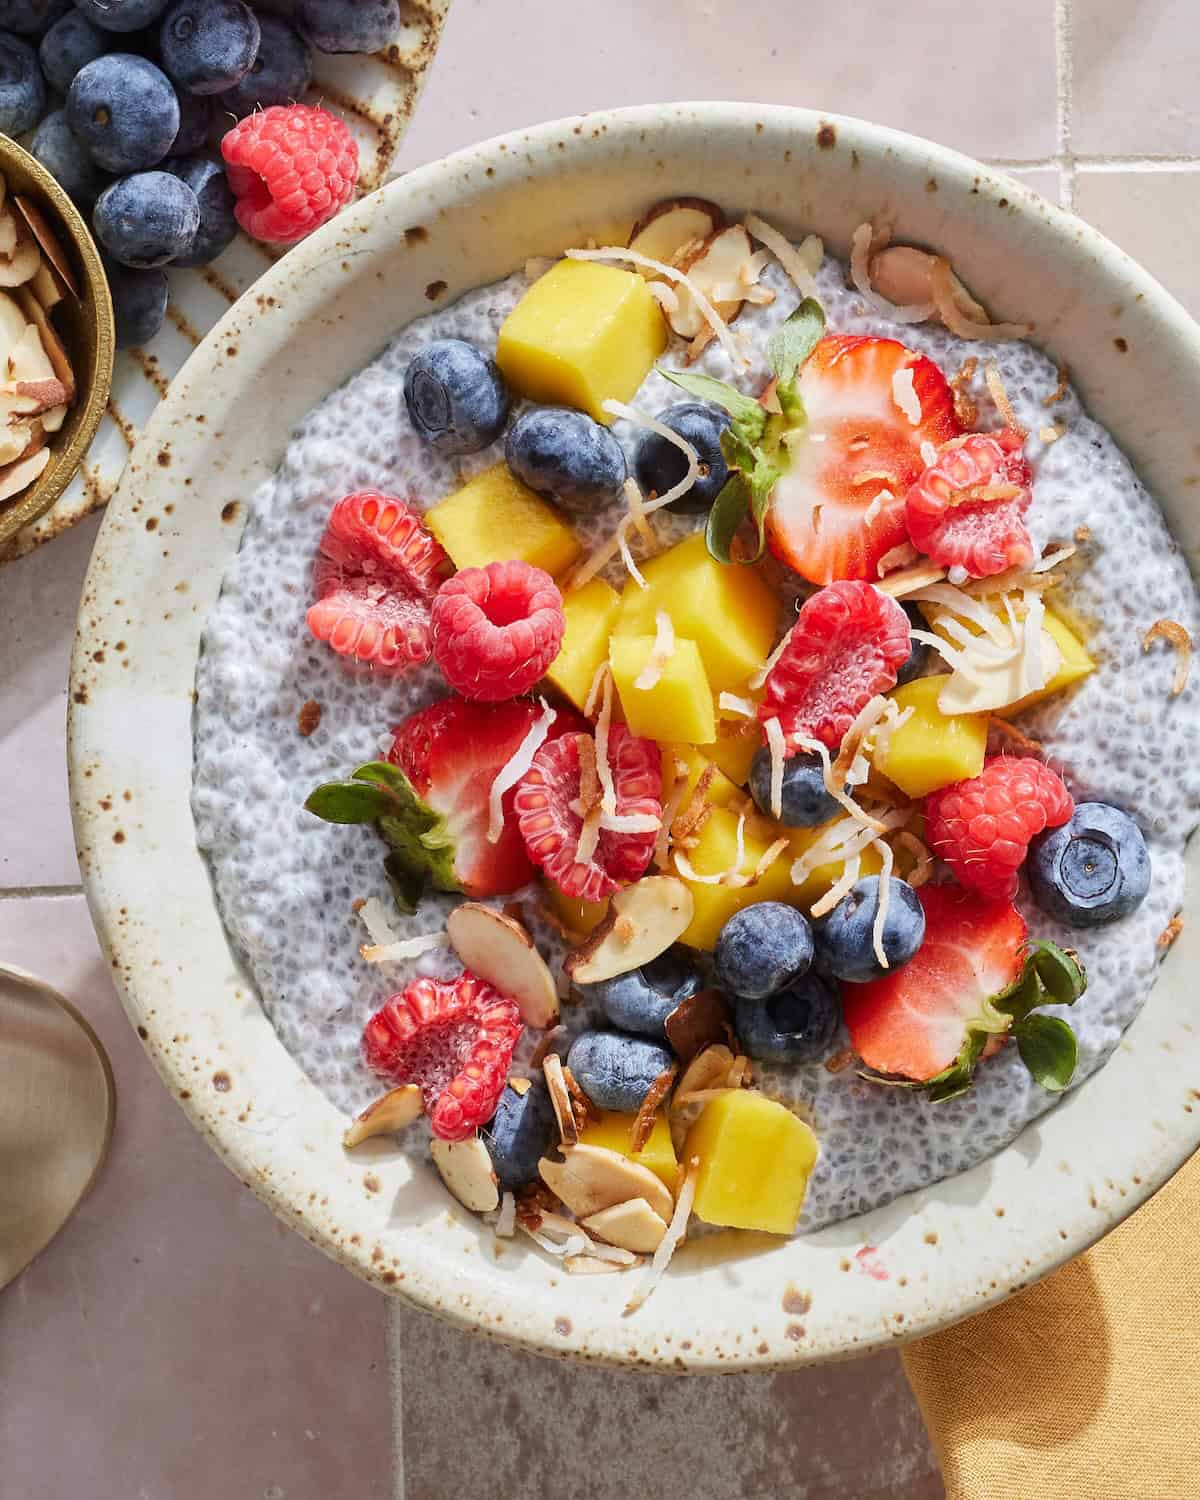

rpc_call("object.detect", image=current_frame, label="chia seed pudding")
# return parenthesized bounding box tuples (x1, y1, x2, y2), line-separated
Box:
(191, 219, 1200, 1240)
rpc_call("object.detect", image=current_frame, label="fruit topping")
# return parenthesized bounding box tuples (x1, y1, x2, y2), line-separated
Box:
(925, 755, 1074, 902)
(572, 938, 701, 1037)
(167, 156, 239, 269)
(505, 405, 628, 512)
(159, 0, 261, 96)
(431, 1135, 501, 1212)
(545, 577, 621, 709)
(1028, 802, 1151, 927)
(222, 14, 312, 119)
(812, 874, 926, 982)
(362, 971, 524, 1141)
(481, 1078, 558, 1191)
(733, 971, 841, 1063)
(765, 333, 959, 583)
(749, 745, 840, 827)
(425, 462, 581, 578)
(633, 401, 731, 513)
(610, 630, 716, 744)
(514, 725, 661, 903)
(342, 1083, 423, 1148)
(714, 901, 814, 1000)
(306, 490, 449, 671)
(446, 902, 559, 1029)
(565, 1030, 674, 1114)
(221, 103, 357, 244)
(94, 171, 200, 268)
(431, 559, 565, 701)
(402, 337, 510, 456)
(843, 883, 1087, 1099)
(760, 580, 912, 751)
(564, 878, 695, 990)
(579, 1108, 678, 1189)
(904, 429, 1035, 578)
(67, 54, 177, 174)
(294, 0, 400, 53)
(685, 1090, 819, 1235)
(894, 601, 933, 686)
(872, 675, 988, 799)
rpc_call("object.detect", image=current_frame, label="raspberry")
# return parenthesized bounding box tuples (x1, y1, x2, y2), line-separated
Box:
(905, 431, 1035, 578)
(431, 560, 565, 702)
(761, 580, 912, 751)
(307, 490, 449, 670)
(513, 728, 661, 902)
(925, 755, 1075, 901)
(362, 971, 523, 1142)
(221, 103, 357, 244)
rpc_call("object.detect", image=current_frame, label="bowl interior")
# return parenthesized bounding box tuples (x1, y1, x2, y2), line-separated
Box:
(0, 133, 114, 549)
(68, 104, 1200, 1371)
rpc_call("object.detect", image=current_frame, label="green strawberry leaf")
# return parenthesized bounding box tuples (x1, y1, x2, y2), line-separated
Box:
(766, 297, 825, 384)
(1014, 1013, 1078, 1093)
(744, 454, 783, 563)
(304, 779, 394, 824)
(661, 368, 766, 444)
(705, 474, 751, 564)
(1028, 941, 1087, 1008)
(384, 852, 427, 916)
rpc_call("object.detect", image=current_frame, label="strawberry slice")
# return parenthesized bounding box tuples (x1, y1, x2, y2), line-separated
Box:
(307, 491, 450, 669)
(766, 334, 960, 584)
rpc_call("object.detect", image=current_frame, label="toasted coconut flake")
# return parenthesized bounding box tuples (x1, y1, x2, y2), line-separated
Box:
(617, 527, 647, 589)
(630, 1066, 677, 1153)
(653, 756, 689, 869)
(358, 895, 399, 948)
(987, 715, 1047, 759)
(673, 1044, 735, 1103)
(930, 257, 1033, 342)
(622, 475, 657, 549)
(1043, 362, 1070, 407)
(664, 987, 734, 1061)
(583, 660, 610, 718)
(606, 399, 702, 509)
(792, 734, 889, 834)
(878, 542, 920, 576)
(863, 489, 893, 527)
(764, 715, 786, 820)
(488, 697, 557, 843)
(361, 930, 450, 964)
(949, 356, 980, 426)
(648, 280, 680, 314)
(594, 671, 618, 819)
(577, 733, 602, 815)
(1158, 914, 1184, 950)
(530, 1025, 568, 1071)
(984, 362, 1024, 434)
(824, 1046, 856, 1074)
(873, 561, 949, 598)
(870, 841, 895, 968)
(520, 1223, 588, 1259)
(891, 366, 921, 425)
(830, 694, 890, 784)
(635, 609, 676, 690)
(562, 1065, 601, 1130)
(743, 212, 820, 297)
(495, 1190, 517, 1238)
(624, 1156, 700, 1314)
(1142, 618, 1193, 696)
(1034, 544, 1076, 573)
(751, 836, 790, 886)
(893, 830, 933, 888)
(1038, 425, 1061, 444)
(809, 853, 862, 919)
(718, 692, 757, 718)
(850, 223, 935, 323)
(672, 766, 719, 843)
(544, 1053, 578, 1147)
(749, 625, 797, 690)
(343, 1084, 424, 1148)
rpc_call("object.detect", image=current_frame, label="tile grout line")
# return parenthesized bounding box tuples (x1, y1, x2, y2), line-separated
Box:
(1054, 0, 1076, 208)
(0, 884, 84, 901)
(388, 1301, 406, 1500)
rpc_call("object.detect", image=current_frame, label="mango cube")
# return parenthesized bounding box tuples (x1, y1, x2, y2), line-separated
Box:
(661, 744, 741, 809)
(997, 608, 1096, 717)
(579, 1109, 677, 1192)
(610, 634, 716, 744)
(677, 806, 795, 951)
(685, 1091, 819, 1235)
(541, 880, 609, 936)
(788, 823, 885, 913)
(545, 578, 620, 709)
(614, 533, 779, 698)
(875, 675, 988, 798)
(700, 718, 762, 787)
(425, 463, 581, 578)
(496, 259, 667, 422)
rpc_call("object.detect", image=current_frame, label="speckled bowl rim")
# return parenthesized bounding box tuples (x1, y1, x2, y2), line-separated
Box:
(68, 103, 1200, 1372)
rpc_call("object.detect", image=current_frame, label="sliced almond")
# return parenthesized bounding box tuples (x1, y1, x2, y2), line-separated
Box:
(30, 261, 63, 312)
(0, 415, 31, 466)
(14, 195, 79, 298)
(583, 1197, 669, 1254)
(543, 1053, 577, 1147)
(431, 1135, 500, 1213)
(868, 245, 988, 324)
(40, 402, 67, 435)
(538, 1143, 675, 1223)
(663, 987, 734, 1061)
(0, 444, 49, 502)
(342, 1084, 424, 1148)
(17, 288, 75, 402)
(667, 224, 755, 340)
(628, 197, 725, 270)
(446, 902, 558, 1029)
(0, 289, 26, 368)
(0, 230, 41, 288)
(563, 876, 693, 985)
(7, 321, 53, 387)
(12, 377, 69, 414)
(0, 210, 16, 259)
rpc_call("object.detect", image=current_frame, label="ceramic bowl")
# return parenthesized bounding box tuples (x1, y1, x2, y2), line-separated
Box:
(0, 133, 114, 551)
(68, 104, 1200, 1371)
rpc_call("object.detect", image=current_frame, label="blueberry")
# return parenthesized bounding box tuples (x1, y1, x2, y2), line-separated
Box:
(103, 257, 167, 346)
(576, 945, 701, 1040)
(74, 0, 169, 32)
(403, 338, 509, 456)
(0, 31, 44, 136)
(94, 169, 198, 267)
(221, 14, 310, 119)
(895, 602, 931, 687)
(167, 86, 208, 154)
(1029, 802, 1151, 927)
(481, 1079, 556, 1190)
(749, 746, 840, 828)
(633, 401, 731, 513)
(714, 902, 814, 1001)
(566, 1030, 673, 1113)
(294, 0, 399, 53)
(0, 0, 69, 35)
(39, 11, 107, 94)
(813, 876, 926, 983)
(505, 406, 627, 512)
(159, 0, 258, 94)
(68, 54, 179, 173)
(30, 110, 106, 205)
(735, 972, 841, 1063)
(167, 155, 235, 266)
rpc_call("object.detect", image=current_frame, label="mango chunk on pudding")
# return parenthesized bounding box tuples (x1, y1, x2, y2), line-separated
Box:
(496, 259, 667, 422)
(613, 533, 779, 697)
(545, 578, 620, 709)
(788, 823, 885, 913)
(661, 744, 742, 809)
(700, 718, 762, 787)
(579, 1109, 678, 1192)
(874, 675, 988, 798)
(541, 880, 609, 936)
(610, 633, 717, 744)
(685, 1092, 819, 1235)
(676, 807, 794, 950)
(425, 463, 581, 577)
(997, 608, 1096, 717)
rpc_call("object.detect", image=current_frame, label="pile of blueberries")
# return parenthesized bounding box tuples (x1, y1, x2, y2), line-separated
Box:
(0, 0, 399, 346)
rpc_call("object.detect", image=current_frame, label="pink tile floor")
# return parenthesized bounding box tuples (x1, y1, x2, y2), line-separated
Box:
(3, 2, 1196, 1495)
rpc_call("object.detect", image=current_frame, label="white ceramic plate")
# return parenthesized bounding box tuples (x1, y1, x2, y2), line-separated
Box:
(68, 103, 1200, 1371)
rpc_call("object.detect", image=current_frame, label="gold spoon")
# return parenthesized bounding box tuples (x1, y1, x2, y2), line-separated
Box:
(0, 963, 115, 1291)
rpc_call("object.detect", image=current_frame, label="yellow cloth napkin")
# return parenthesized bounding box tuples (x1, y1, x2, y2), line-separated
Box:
(901, 1151, 1200, 1498)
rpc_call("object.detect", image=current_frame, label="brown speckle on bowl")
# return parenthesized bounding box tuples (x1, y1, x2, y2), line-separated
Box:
(425, 280, 448, 300)
(212, 1070, 231, 1092)
(782, 1285, 812, 1315)
(221, 502, 239, 523)
(816, 122, 837, 149)
(404, 225, 428, 246)
(1114, 337, 1129, 353)
(924, 1231, 938, 1245)
(785, 1323, 806, 1341)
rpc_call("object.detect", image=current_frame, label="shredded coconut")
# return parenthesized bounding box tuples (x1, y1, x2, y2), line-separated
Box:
(495, 1192, 516, 1238)
(357, 895, 398, 949)
(892, 366, 921, 425)
(863, 489, 892, 526)
(648, 281, 679, 315)
(1142, 617, 1193, 696)
(618, 527, 647, 589)
(872, 841, 895, 968)
(674, 813, 746, 888)
(718, 692, 758, 718)
(488, 697, 557, 843)
(654, 757, 689, 869)
(791, 734, 889, 833)
(743, 212, 819, 297)
(921, 440, 938, 467)
(594, 672, 617, 817)
(360, 930, 450, 964)
(605, 400, 701, 509)
(583, 661, 610, 719)
(749, 624, 796, 690)
(765, 716, 786, 819)
(984, 362, 1023, 433)
(635, 610, 676, 690)
(810, 853, 862, 918)
(929, 257, 1033, 342)
(625, 1157, 699, 1314)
